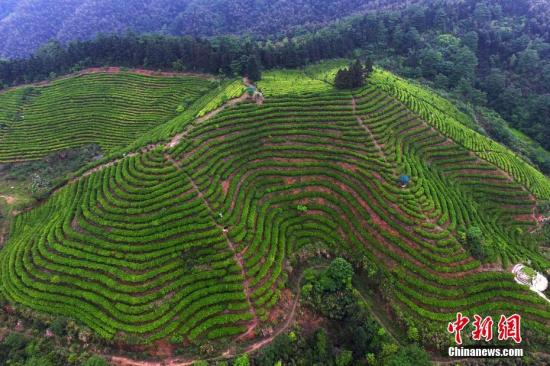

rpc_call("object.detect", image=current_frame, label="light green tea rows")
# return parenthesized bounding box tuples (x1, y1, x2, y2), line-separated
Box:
(1, 70, 548, 346)
(370, 69, 550, 199)
(1, 149, 251, 341)
(0, 72, 214, 162)
(169, 86, 549, 339)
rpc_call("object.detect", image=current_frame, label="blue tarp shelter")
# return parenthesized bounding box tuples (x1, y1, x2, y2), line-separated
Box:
(400, 175, 410, 186)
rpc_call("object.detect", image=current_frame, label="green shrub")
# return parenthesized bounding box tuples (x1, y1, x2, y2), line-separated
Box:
(82, 356, 110, 366)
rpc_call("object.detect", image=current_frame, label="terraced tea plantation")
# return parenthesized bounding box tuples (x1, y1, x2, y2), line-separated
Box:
(1, 65, 549, 349)
(0, 72, 215, 162)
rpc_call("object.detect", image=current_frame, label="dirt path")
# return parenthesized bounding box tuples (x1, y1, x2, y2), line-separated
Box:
(243, 265, 326, 354)
(351, 97, 389, 165)
(110, 357, 196, 366)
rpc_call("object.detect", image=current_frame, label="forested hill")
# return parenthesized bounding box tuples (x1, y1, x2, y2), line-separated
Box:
(0, 0, 187, 59)
(0, 0, 417, 59)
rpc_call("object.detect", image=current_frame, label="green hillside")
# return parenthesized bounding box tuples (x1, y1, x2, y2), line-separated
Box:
(0, 65, 549, 351)
(369, 69, 550, 200)
(0, 71, 215, 162)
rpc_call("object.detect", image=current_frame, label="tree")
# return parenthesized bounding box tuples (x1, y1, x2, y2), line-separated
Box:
(25, 357, 55, 366)
(336, 350, 353, 366)
(335, 60, 367, 89)
(484, 69, 505, 100)
(462, 31, 479, 52)
(256, 333, 294, 365)
(245, 56, 261, 82)
(303, 258, 356, 319)
(449, 46, 477, 83)
(364, 58, 373, 74)
(334, 69, 351, 89)
(83, 356, 110, 366)
(462, 226, 495, 261)
(419, 48, 442, 77)
(50, 316, 69, 337)
(516, 48, 540, 74)
(172, 59, 184, 72)
(325, 257, 354, 290)
(385, 345, 430, 366)
(473, 2, 492, 24)
(233, 354, 250, 366)
(313, 329, 330, 364)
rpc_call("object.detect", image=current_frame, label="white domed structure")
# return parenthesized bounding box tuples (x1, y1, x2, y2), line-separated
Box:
(532, 272, 549, 292)
(512, 264, 548, 292)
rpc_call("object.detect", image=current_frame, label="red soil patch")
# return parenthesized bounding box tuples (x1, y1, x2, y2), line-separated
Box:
(371, 171, 383, 180)
(0, 195, 16, 205)
(110, 357, 194, 366)
(284, 177, 298, 185)
(168, 133, 185, 148)
(536, 215, 550, 224)
(268, 289, 293, 324)
(221, 179, 230, 195)
(70, 217, 79, 230)
(514, 214, 536, 223)
(338, 162, 358, 172)
(2, 305, 15, 314)
(237, 319, 258, 342)
(80, 67, 211, 79)
(149, 340, 175, 358)
(104, 66, 121, 74)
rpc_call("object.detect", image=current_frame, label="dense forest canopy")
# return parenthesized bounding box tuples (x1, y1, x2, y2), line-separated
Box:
(0, 0, 419, 59)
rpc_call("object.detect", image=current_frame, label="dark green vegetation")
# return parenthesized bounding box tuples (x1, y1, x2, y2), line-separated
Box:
(334, 60, 372, 90)
(0, 71, 214, 162)
(254, 258, 431, 366)
(302, 259, 355, 320)
(2, 145, 101, 199)
(1, 65, 548, 358)
(0, 291, 110, 366)
(0, 332, 109, 366)
(0, 0, 412, 59)
(459, 226, 495, 262)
